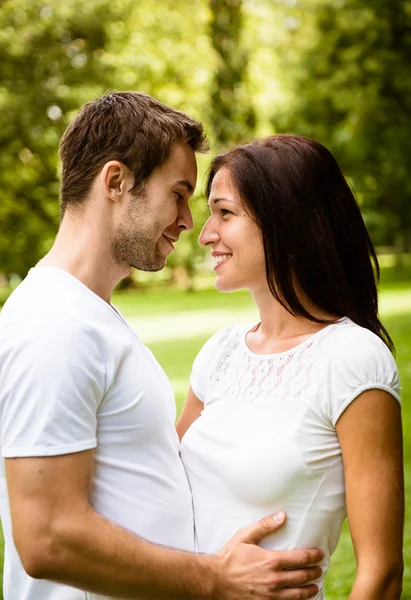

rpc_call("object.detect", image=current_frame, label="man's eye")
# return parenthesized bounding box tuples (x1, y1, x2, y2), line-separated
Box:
(174, 192, 184, 202)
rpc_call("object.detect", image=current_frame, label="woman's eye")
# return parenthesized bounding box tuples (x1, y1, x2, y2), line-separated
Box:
(221, 208, 232, 216)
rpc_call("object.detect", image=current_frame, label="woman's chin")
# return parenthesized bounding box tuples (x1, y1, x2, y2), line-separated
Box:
(215, 277, 241, 293)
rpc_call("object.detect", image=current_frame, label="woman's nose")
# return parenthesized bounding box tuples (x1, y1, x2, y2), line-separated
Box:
(198, 217, 219, 247)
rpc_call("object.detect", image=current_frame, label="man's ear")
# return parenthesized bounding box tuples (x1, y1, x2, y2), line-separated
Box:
(100, 161, 131, 203)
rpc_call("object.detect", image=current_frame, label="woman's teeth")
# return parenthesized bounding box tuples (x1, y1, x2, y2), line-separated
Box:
(213, 254, 232, 266)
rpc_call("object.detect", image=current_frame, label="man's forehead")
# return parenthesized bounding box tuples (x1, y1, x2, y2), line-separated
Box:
(157, 142, 198, 190)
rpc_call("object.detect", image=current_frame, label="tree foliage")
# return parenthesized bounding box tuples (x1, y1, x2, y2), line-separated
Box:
(0, 0, 130, 276)
(209, 0, 255, 148)
(0, 0, 214, 279)
(274, 0, 411, 250)
(0, 0, 410, 281)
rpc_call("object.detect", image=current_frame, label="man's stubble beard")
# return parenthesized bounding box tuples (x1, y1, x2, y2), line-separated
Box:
(110, 193, 166, 272)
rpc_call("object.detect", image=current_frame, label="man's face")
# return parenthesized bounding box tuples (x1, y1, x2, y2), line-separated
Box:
(111, 142, 197, 271)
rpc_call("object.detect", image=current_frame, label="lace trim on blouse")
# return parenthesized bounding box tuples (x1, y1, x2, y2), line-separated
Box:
(210, 318, 355, 403)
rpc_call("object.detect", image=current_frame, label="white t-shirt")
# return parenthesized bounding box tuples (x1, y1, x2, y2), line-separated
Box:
(180, 319, 401, 600)
(0, 267, 194, 600)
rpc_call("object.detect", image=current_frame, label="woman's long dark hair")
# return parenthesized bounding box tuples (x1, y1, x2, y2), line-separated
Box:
(206, 134, 394, 352)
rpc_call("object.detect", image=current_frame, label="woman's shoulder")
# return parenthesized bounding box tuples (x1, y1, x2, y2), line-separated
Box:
(328, 319, 395, 365)
(320, 319, 401, 424)
(190, 324, 246, 401)
(210, 323, 245, 342)
(195, 323, 245, 359)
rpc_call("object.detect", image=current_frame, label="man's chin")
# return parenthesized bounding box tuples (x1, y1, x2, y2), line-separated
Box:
(131, 258, 167, 272)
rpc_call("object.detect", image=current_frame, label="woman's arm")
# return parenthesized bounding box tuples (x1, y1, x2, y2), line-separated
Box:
(336, 388, 404, 599)
(176, 385, 204, 440)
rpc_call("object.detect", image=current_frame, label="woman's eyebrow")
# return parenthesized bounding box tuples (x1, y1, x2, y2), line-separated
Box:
(207, 197, 235, 208)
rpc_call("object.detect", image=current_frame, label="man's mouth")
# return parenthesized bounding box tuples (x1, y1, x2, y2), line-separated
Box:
(163, 234, 177, 248)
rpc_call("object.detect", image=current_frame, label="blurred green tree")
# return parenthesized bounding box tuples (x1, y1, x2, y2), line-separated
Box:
(274, 0, 411, 256)
(5, 0, 408, 284)
(0, 0, 214, 282)
(0, 0, 130, 277)
(113, 0, 214, 290)
(166, 0, 259, 290)
(209, 0, 256, 148)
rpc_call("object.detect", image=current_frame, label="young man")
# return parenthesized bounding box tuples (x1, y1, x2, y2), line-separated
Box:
(0, 92, 323, 599)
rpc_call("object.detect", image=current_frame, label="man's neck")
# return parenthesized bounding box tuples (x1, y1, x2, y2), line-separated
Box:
(37, 213, 129, 303)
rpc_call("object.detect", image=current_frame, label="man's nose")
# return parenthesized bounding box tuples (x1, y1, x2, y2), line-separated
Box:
(177, 204, 194, 232)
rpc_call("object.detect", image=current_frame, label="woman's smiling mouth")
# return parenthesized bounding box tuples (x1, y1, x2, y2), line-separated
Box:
(213, 253, 232, 269)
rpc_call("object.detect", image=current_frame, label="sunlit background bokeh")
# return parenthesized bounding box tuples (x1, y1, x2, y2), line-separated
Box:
(0, 0, 410, 597)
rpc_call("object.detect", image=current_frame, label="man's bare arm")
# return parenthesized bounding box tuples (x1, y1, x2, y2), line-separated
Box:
(6, 450, 323, 600)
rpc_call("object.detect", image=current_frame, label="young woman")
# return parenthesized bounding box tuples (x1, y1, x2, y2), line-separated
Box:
(177, 135, 404, 599)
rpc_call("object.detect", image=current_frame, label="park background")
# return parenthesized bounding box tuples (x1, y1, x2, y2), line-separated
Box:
(0, 0, 410, 597)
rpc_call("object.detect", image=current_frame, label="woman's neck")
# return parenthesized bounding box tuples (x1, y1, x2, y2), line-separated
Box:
(248, 283, 339, 354)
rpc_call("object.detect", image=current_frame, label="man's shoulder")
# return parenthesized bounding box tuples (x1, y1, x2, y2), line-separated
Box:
(1, 271, 110, 358)
(1, 306, 101, 356)
(1, 268, 115, 333)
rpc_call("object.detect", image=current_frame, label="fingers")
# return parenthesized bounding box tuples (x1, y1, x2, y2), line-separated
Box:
(274, 584, 320, 599)
(278, 566, 322, 587)
(273, 548, 324, 570)
(234, 511, 287, 544)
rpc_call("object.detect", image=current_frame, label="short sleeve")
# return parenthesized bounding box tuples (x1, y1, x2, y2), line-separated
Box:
(190, 325, 237, 403)
(321, 327, 401, 426)
(0, 313, 107, 457)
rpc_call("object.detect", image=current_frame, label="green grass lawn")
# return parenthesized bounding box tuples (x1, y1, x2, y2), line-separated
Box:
(0, 264, 409, 598)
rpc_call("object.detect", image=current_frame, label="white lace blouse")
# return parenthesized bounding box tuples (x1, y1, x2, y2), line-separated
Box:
(180, 318, 401, 599)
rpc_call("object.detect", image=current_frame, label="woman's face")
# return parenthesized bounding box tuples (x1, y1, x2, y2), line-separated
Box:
(199, 168, 267, 293)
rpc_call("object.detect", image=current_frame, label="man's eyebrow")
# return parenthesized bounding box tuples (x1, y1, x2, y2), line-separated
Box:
(174, 179, 194, 194)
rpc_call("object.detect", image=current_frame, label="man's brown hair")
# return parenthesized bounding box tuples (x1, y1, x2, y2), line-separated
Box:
(59, 91, 208, 215)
